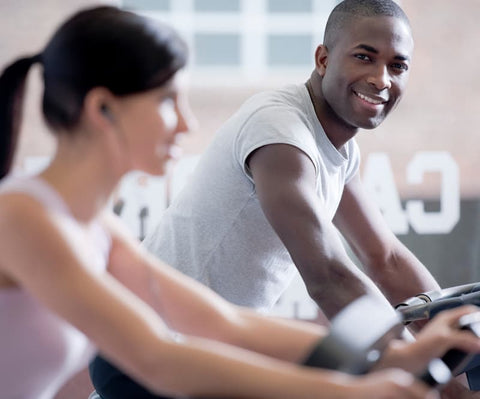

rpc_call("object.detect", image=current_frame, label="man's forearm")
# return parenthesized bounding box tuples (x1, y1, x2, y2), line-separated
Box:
(305, 258, 393, 319)
(366, 245, 441, 308)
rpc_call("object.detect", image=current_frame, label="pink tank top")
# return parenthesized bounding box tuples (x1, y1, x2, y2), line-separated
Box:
(0, 176, 111, 399)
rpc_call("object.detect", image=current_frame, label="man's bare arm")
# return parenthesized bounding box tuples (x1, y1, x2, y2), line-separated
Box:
(333, 173, 440, 307)
(248, 143, 389, 318)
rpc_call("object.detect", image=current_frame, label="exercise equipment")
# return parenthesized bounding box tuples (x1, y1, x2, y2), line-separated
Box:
(396, 282, 480, 323)
(303, 295, 404, 374)
(303, 292, 480, 389)
(396, 284, 480, 390)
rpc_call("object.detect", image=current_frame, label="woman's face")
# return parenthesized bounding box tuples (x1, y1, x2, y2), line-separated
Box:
(115, 71, 196, 176)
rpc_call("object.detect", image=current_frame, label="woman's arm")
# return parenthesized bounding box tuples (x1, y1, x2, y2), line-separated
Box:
(0, 194, 360, 399)
(0, 195, 440, 399)
(103, 212, 326, 363)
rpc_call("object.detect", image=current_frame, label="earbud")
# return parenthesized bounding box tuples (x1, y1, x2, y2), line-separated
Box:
(100, 104, 115, 122)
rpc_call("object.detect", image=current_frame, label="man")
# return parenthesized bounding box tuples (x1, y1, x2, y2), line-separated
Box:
(91, 0, 474, 398)
(142, 0, 439, 317)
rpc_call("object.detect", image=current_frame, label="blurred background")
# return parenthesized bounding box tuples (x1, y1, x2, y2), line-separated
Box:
(1, 0, 480, 319)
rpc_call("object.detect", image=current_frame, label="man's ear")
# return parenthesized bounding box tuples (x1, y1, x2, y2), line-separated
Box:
(83, 87, 117, 130)
(314, 44, 329, 77)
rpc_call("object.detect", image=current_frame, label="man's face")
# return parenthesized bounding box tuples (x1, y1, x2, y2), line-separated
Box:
(320, 15, 413, 130)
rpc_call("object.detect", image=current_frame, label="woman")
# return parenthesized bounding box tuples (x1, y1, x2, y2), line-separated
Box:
(0, 6, 478, 399)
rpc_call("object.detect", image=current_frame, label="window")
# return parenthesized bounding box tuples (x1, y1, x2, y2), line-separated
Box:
(120, 0, 338, 84)
(267, 34, 313, 66)
(122, 0, 170, 11)
(195, 33, 241, 65)
(267, 0, 313, 13)
(194, 0, 240, 12)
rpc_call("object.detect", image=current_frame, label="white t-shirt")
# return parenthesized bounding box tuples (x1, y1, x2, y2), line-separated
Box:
(144, 84, 360, 311)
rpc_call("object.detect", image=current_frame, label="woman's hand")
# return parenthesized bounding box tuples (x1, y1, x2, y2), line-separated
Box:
(379, 306, 480, 374)
(348, 369, 438, 399)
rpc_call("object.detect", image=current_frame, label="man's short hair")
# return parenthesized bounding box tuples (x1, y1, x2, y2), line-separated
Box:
(324, 0, 411, 49)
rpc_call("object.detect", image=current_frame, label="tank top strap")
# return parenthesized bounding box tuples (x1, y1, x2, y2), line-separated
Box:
(0, 175, 71, 215)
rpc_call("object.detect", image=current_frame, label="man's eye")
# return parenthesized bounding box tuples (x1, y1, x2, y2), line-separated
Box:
(391, 62, 409, 72)
(355, 54, 371, 62)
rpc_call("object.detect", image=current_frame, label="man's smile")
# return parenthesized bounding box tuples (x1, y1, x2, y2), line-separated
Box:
(353, 90, 388, 106)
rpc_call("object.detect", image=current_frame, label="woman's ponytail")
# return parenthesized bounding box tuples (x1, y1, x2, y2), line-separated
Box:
(0, 54, 41, 179)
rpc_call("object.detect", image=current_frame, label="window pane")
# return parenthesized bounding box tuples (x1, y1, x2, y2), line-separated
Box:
(268, 35, 313, 66)
(267, 0, 313, 13)
(194, 0, 240, 12)
(122, 0, 170, 11)
(195, 34, 241, 65)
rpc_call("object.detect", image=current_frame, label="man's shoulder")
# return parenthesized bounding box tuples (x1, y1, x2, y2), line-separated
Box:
(242, 84, 306, 108)
(239, 84, 310, 124)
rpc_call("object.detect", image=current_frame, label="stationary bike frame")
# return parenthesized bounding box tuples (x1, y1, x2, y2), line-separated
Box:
(396, 282, 480, 390)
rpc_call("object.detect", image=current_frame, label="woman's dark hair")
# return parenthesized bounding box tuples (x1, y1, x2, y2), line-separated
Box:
(0, 6, 188, 178)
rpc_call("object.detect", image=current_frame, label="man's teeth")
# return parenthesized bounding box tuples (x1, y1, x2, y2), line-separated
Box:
(356, 92, 383, 105)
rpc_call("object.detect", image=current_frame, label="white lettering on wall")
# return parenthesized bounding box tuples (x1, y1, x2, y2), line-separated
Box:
(363, 151, 460, 235)
(406, 151, 460, 234)
(363, 153, 409, 234)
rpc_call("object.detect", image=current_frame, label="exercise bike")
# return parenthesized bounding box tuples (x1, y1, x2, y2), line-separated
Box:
(304, 285, 480, 390)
